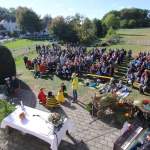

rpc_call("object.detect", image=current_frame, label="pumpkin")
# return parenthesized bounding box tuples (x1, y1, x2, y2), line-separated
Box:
(19, 112, 25, 120)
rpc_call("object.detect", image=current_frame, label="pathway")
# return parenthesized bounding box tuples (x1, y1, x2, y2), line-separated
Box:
(0, 89, 121, 150)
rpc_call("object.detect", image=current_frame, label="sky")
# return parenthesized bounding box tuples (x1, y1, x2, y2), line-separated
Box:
(0, 0, 150, 19)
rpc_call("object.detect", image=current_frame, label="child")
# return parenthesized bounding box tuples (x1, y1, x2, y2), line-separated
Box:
(56, 89, 65, 103)
(46, 91, 59, 108)
(61, 83, 67, 97)
(38, 88, 46, 105)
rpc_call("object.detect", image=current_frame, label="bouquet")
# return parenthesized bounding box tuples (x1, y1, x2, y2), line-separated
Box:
(48, 113, 63, 127)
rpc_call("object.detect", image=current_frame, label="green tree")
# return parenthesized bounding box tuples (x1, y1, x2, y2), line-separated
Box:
(79, 18, 96, 44)
(106, 27, 117, 38)
(102, 8, 150, 28)
(103, 13, 120, 29)
(93, 18, 104, 37)
(49, 16, 78, 42)
(120, 19, 128, 28)
(16, 7, 41, 33)
(42, 15, 52, 30)
(128, 19, 136, 28)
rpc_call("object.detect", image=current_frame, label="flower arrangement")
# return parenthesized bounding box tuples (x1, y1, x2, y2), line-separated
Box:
(48, 112, 63, 127)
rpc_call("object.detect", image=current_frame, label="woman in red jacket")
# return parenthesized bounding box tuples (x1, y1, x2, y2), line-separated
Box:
(38, 88, 46, 105)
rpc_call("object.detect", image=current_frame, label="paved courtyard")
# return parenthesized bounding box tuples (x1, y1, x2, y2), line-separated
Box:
(0, 89, 121, 150)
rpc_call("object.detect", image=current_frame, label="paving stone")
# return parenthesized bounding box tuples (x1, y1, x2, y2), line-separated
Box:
(0, 89, 121, 150)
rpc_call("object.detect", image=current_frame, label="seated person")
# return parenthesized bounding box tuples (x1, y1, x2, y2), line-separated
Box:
(126, 70, 135, 87)
(33, 62, 40, 78)
(38, 88, 46, 105)
(128, 50, 132, 59)
(130, 133, 150, 150)
(116, 80, 123, 91)
(39, 63, 47, 75)
(89, 80, 97, 88)
(26, 60, 32, 69)
(23, 56, 28, 66)
(46, 91, 59, 108)
(11, 76, 19, 93)
(5, 77, 12, 95)
(139, 70, 150, 93)
(56, 89, 65, 103)
(108, 64, 114, 76)
(139, 78, 150, 94)
(99, 78, 116, 94)
(61, 83, 67, 97)
(62, 66, 67, 78)
(65, 67, 71, 79)
(56, 64, 62, 77)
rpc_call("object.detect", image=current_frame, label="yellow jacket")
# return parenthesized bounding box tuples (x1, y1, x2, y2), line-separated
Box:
(72, 77, 78, 90)
(56, 91, 65, 103)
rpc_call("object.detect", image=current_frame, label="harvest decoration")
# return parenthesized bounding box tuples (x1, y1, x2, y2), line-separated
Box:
(19, 112, 26, 120)
(48, 112, 63, 127)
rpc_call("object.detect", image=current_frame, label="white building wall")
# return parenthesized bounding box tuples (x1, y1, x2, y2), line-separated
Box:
(0, 20, 20, 33)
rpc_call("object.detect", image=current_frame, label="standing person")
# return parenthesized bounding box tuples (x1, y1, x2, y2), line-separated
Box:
(71, 73, 79, 103)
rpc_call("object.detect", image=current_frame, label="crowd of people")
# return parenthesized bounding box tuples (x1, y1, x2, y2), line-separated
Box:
(24, 44, 132, 80)
(24, 43, 150, 96)
(127, 51, 150, 93)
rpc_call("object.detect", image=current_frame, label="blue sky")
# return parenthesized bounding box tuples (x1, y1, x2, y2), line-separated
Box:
(0, 0, 150, 19)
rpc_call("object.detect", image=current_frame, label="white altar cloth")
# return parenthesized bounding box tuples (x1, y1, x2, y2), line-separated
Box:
(1, 106, 73, 150)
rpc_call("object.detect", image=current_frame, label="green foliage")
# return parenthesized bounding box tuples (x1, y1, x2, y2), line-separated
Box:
(103, 13, 120, 29)
(79, 18, 96, 44)
(0, 100, 15, 122)
(102, 8, 150, 29)
(0, 7, 16, 21)
(49, 16, 78, 42)
(0, 46, 16, 84)
(16, 7, 42, 33)
(107, 27, 116, 37)
(49, 15, 97, 45)
(120, 19, 128, 28)
(128, 19, 137, 28)
(106, 27, 120, 44)
(42, 15, 52, 30)
(3, 39, 34, 49)
(93, 19, 105, 37)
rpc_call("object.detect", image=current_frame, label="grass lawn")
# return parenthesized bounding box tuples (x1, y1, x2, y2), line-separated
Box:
(108, 43, 150, 55)
(16, 51, 95, 104)
(117, 28, 150, 39)
(15, 50, 149, 107)
(105, 28, 150, 55)
(2, 39, 49, 57)
(0, 100, 15, 122)
(3, 39, 35, 50)
(3, 28, 150, 109)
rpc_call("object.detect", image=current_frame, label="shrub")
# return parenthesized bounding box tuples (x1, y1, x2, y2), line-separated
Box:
(0, 100, 15, 122)
(0, 46, 16, 84)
